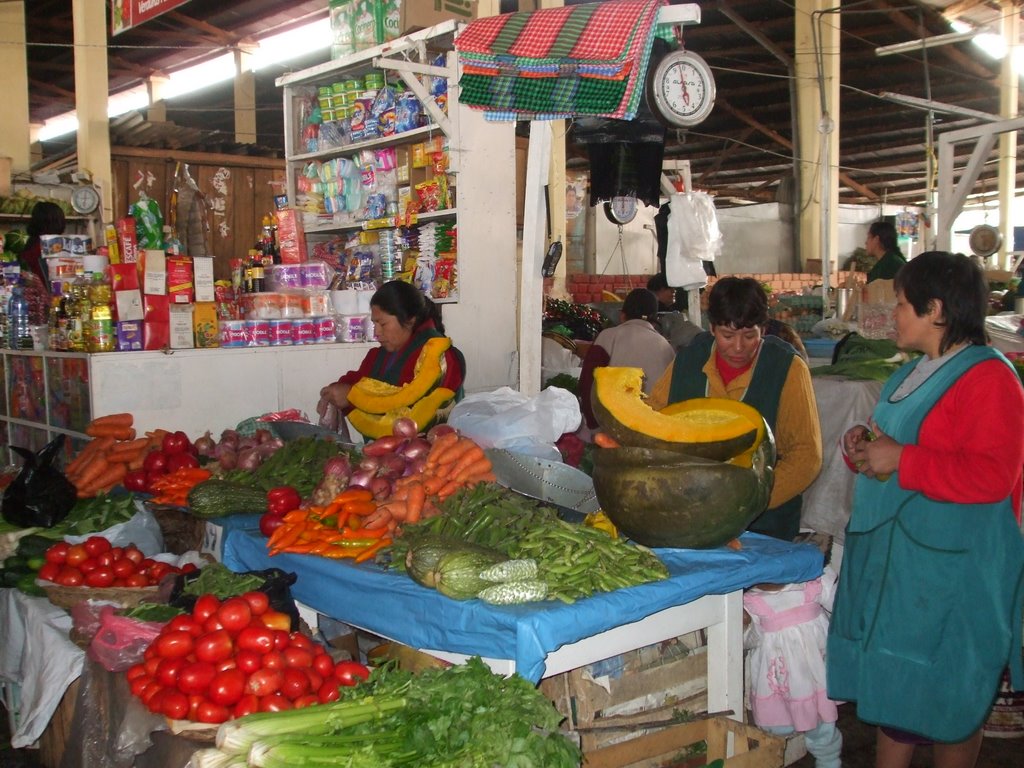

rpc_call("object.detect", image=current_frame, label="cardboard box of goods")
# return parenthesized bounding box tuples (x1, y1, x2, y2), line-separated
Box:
(169, 304, 195, 349)
(193, 301, 219, 348)
(166, 256, 194, 304)
(192, 256, 215, 302)
(143, 294, 169, 350)
(116, 320, 143, 352)
(401, 0, 477, 34)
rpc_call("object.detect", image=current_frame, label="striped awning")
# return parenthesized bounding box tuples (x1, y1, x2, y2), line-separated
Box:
(454, 0, 665, 121)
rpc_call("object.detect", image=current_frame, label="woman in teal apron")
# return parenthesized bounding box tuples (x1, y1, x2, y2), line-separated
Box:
(828, 251, 1024, 768)
(317, 280, 466, 425)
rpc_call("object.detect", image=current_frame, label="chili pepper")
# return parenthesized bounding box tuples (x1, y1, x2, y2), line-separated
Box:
(266, 485, 302, 515)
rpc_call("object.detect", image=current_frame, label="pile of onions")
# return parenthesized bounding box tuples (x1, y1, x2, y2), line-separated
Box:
(193, 428, 285, 472)
(347, 418, 455, 501)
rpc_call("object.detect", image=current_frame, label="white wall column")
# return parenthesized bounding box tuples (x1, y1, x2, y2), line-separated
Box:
(0, 1, 31, 174)
(72, 0, 113, 222)
(794, 0, 840, 277)
(234, 44, 257, 144)
(997, 3, 1019, 270)
(148, 73, 170, 123)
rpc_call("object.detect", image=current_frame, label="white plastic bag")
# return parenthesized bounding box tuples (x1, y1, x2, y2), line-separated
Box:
(64, 501, 164, 556)
(447, 387, 582, 461)
(666, 191, 721, 289)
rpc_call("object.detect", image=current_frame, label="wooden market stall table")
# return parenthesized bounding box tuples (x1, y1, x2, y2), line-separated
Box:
(221, 518, 823, 719)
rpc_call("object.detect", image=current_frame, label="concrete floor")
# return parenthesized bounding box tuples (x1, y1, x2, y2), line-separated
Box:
(792, 703, 1022, 768)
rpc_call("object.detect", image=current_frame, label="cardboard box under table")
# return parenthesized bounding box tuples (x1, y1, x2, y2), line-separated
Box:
(221, 517, 823, 719)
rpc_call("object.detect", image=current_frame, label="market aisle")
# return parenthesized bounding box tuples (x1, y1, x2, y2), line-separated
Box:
(792, 703, 1021, 768)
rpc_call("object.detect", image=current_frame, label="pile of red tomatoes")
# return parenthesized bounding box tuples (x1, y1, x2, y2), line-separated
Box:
(37, 536, 196, 588)
(127, 592, 369, 723)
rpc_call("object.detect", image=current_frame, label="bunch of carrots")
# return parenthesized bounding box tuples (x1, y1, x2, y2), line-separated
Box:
(64, 414, 158, 497)
(266, 488, 390, 562)
(363, 432, 495, 533)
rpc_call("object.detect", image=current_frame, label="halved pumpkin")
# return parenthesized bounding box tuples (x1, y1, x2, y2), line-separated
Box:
(349, 387, 456, 439)
(592, 441, 775, 549)
(348, 336, 451, 415)
(591, 367, 760, 461)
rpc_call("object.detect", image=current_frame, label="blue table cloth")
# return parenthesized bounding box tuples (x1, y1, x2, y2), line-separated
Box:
(221, 517, 822, 683)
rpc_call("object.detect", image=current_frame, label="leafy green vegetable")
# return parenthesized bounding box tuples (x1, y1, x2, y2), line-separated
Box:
(182, 562, 264, 599)
(121, 603, 184, 622)
(543, 373, 579, 396)
(57, 493, 137, 536)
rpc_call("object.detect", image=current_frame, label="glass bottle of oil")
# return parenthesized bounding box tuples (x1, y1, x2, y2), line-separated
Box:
(88, 271, 115, 352)
(65, 273, 88, 352)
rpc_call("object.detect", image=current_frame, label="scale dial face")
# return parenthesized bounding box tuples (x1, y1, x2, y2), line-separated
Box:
(968, 224, 1002, 257)
(649, 50, 716, 128)
(604, 194, 639, 225)
(70, 186, 100, 215)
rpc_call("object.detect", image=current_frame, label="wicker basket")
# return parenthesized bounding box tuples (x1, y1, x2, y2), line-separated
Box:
(41, 582, 161, 611)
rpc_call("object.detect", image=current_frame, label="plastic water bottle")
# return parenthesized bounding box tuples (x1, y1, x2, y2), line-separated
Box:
(8, 281, 32, 350)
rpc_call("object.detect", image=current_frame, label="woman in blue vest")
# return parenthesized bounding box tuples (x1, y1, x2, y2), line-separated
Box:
(829, 251, 1024, 767)
(647, 276, 822, 540)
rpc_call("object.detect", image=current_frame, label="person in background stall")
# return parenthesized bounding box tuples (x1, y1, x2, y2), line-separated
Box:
(829, 251, 1024, 768)
(765, 318, 808, 361)
(647, 277, 822, 540)
(317, 280, 466, 425)
(578, 288, 675, 430)
(648, 274, 703, 350)
(864, 220, 906, 283)
(647, 273, 678, 312)
(16, 201, 66, 327)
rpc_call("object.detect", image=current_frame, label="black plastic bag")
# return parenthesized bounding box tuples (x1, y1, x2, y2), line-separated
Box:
(1, 435, 77, 528)
(167, 567, 301, 632)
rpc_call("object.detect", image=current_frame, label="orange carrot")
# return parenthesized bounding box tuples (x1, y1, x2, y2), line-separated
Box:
(127, 448, 152, 471)
(422, 474, 448, 496)
(463, 470, 497, 484)
(104, 440, 149, 464)
(354, 538, 389, 564)
(87, 413, 133, 429)
(431, 437, 477, 468)
(448, 445, 487, 478)
(435, 478, 462, 502)
(341, 499, 377, 518)
(333, 487, 373, 504)
(405, 481, 426, 523)
(452, 456, 492, 483)
(74, 453, 110, 489)
(84, 462, 128, 494)
(362, 507, 393, 530)
(64, 441, 101, 476)
(85, 423, 137, 441)
(593, 432, 621, 449)
(425, 432, 460, 467)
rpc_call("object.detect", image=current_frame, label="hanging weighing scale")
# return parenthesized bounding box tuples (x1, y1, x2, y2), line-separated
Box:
(646, 28, 716, 129)
(603, 194, 639, 225)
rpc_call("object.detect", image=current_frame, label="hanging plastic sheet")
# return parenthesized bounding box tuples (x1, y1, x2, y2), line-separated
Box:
(665, 191, 722, 290)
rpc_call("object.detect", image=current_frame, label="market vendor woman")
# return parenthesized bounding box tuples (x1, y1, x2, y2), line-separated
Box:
(646, 277, 822, 540)
(317, 280, 466, 428)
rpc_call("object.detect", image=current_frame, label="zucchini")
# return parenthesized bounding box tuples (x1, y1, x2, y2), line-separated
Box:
(479, 559, 538, 583)
(187, 480, 268, 518)
(434, 549, 506, 600)
(15, 534, 57, 558)
(478, 580, 549, 605)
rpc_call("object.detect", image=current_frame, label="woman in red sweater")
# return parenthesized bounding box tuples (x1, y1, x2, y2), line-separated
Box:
(316, 280, 465, 419)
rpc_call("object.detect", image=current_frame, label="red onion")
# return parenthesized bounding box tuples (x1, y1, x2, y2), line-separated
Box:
(400, 437, 431, 461)
(406, 456, 427, 476)
(254, 428, 275, 444)
(379, 454, 407, 478)
(357, 455, 380, 474)
(218, 449, 238, 471)
(256, 442, 280, 459)
(236, 447, 261, 471)
(193, 431, 216, 457)
(322, 456, 351, 478)
(349, 469, 374, 489)
(363, 435, 403, 457)
(220, 429, 240, 447)
(426, 424, 456, 443)
(391, 417, 419, 439)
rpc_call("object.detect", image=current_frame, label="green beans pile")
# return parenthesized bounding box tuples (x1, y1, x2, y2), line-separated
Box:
(223, 437, 353, 496)
(511, 518, 669, 603)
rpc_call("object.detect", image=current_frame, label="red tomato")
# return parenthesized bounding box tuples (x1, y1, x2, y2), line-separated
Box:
(194, 630, 233, 664)
(317, 681, 340, 704)
(192, 594, 221, 624)
(272, 629, 291, 652)
(96, 552, 115, 568)
(162, 431, 191, 456)
(37, 562, 60, 582)
(234, 649, 263, 675)
(126, 663, 148, 682)
(155, 631, 195, 660)
(144, 648, 161, 667)
(147, 562, 172, 584)
(143, 450, 168, 474)
(333, 661, 370, 687)
(293, 693, 319, 709)
(182, 563, 199, 573)
(139, 681, 164, 706)
(112, 558, 136, 578)
(187, 695, 205, 722)
(215, 658, 238, 673)
(55, 567, 84, 586)
(176, 661, 217, 696)
(246, 668, 283, 697)
(283, 646, 314, 670)
(109, 547, 124, 559)
(195, 700, 231, 724)
(166, 615, 203, 637)
(216, 597, 252, 633)
(123, 469, 149, 492)
(145, 469, 166, 489)
(129, 675, 153, 697)
(232, 693, 260, 719)
(44, 542, 69, 565)
(208, 668, 246, 707)
(125, 573, 149, 588)
(78, 557, 99, 574)
(305, 669, 324, 693)
(155, 657, 186, 688)
(260, 651, 285, 670)
(258, 512, 285, 537)
(262, 610, 291, 632)
(166, 452, 199, 472)
(240, 591, 270, 617)
(203, 615, 225, 633)
(84, 566, 115, 588)
(146, 688, 168, 714)
(160, 690, 190, 720)
(122, 546, 144, 565)
(312, 652, 335, 679)
(280, 668, 311, 700)
(287, 633, 314, 652)
(257, 693, 293, 712)
(83, 536, 111, 557)
(235, 625, 275, 655)
(65, 544, 88, 567)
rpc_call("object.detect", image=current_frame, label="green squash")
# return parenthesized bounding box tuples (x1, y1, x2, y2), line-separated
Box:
(434, 548, 505, 600)
(591, 438, 775, 550)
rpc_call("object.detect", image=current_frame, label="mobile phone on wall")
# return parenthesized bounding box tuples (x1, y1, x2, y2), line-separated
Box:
(542, 241, 563, 278)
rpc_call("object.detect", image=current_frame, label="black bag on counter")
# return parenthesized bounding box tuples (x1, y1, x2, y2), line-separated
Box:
(1, 435, 77, 528)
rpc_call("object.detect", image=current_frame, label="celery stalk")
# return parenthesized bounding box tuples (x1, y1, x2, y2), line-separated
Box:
(216, 695, 406, 755)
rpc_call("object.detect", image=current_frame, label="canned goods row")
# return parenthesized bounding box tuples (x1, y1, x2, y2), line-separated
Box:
(219, 318, 337, 347)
